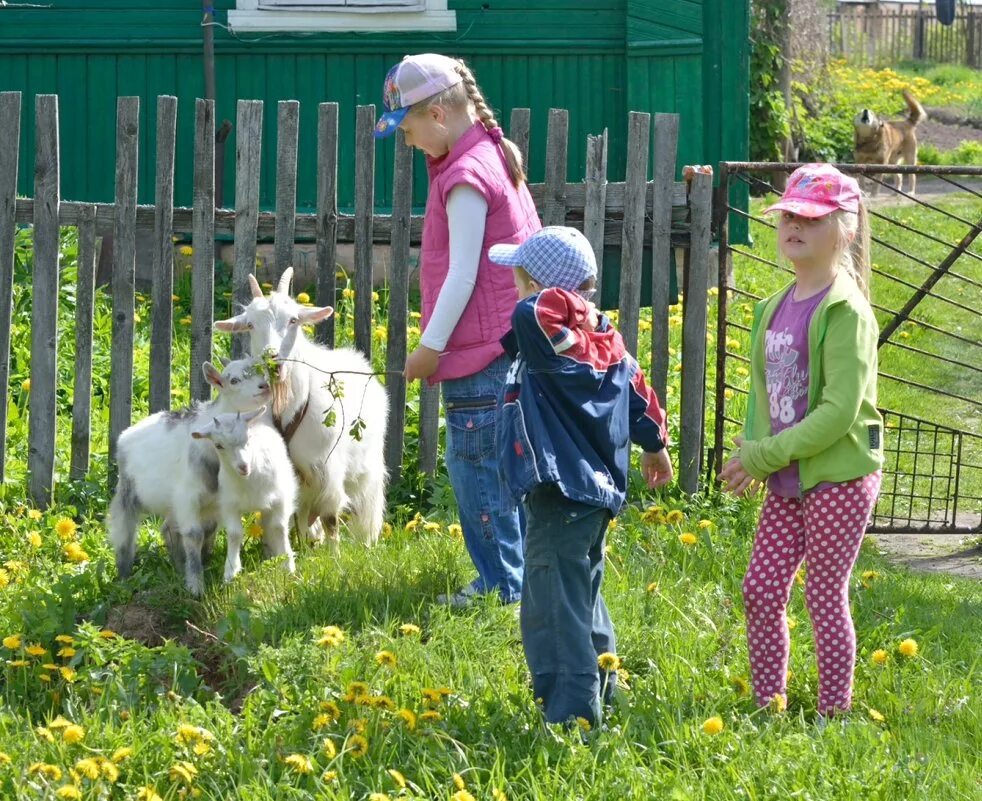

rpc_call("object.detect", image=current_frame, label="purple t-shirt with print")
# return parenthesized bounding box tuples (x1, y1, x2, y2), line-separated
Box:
(765, 286, 830, 497)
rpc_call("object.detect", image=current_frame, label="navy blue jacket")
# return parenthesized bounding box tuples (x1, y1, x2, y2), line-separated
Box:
(497, 288, 668, 514)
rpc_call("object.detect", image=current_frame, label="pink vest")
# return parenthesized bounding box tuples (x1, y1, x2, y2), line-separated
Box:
(421, 121, 541, 384)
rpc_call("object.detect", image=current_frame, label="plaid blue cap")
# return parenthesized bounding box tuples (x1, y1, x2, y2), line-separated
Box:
(488, 226, 597, 292)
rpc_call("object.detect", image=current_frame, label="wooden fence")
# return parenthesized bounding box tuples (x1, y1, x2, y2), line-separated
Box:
(0, 91, 715, 507)
(828, 7, 982, 67)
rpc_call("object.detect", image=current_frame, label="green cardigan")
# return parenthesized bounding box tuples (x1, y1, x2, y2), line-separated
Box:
(739, 271, 884, 495)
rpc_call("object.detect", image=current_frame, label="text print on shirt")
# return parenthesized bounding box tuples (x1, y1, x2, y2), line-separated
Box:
(765, 327, 808, 426)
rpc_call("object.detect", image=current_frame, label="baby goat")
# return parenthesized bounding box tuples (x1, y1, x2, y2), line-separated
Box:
(191, 408, 297, 584)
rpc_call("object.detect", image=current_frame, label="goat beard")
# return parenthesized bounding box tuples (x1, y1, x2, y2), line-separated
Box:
(270, 373, 295, 421)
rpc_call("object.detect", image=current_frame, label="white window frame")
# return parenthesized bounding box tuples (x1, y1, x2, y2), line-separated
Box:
(229, 0, 457, 32)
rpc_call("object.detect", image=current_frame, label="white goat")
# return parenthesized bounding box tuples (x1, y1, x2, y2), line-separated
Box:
(190, 408, 297, 584)
(215, 268, 388, 548)
(107, 358, 272, 596)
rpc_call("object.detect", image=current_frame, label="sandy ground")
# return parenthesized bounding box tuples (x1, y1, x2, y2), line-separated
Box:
(870, 532, 982, 580)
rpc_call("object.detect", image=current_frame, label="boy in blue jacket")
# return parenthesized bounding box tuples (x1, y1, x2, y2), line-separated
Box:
(490, 226, 673, 726)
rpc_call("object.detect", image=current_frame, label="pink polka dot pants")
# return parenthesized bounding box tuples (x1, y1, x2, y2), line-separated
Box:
(742, 472, 881, 715)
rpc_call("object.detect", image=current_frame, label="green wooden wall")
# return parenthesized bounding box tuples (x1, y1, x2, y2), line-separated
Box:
(0, 0, 747, 213)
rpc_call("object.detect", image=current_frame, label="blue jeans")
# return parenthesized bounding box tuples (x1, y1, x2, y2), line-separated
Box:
(442, 354, 525, 603)
(521, 482, 616, 725)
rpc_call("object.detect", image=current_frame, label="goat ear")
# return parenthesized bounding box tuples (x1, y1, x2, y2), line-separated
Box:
(248, 274, 263, 299)
(190, 423, 212, 440)
(202, 361, 224, 388)
(298, 305, 334, 325)
(214, 314, 250, 333)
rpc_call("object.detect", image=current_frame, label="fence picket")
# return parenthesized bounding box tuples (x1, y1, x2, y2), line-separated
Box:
(418, 383, 439, 475)
(618, 111, 650, 356)
(384, 131, 413, 482)
(650, 113, 679, 405)
(509, 107, 531, 175)
(108, 96, 139, 467)
(190, 99, 215, 403)
(232, 100, 263, 359)
(275, 100, 299, 279)
(679, 172, 713, 495)
(353, 105, 375, 360)
(150, 95, 177, 413)
(583, 130, 608, 299)
(29, 95, 61, 505)
(0, 92, 21, 485)
(316, 102, 339, 347)
(543, 109, 569, 227)
(71, 205, 97, 481)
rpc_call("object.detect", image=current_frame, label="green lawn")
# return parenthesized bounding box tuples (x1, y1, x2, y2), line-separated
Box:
(0, 222, 980, 800)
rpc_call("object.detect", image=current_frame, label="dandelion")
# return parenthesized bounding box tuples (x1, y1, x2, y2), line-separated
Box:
(369, 694, 395, 711)
(369, 794, 391, 801)
(665, 510, 684, 525)
(387, 769, 407, 789)
(29, 763, 63, 780)
(342, 288, 355, 300)
(597, 652, 621, 671)
(322, 770, 338, 782)
(724, 389, 734, 400)
(448, 523, 463, 539)
(60, 667, 77, 682)
(26, 644, 47, 657)
(420, 710, 442, 723)
(404, 517, 421, 533)
(493, 790, 509, 801)
(787, 617, 798, 631)
(320, 737, 337, 759)
(0, 752, 9, 765)
(697, 519, 713, 529)
(679, 532, 698, 546)
(347, 734, 369, 758)
(55, 787, 81, 800)
(898, 638, 919, 658)
(193, 741, 212, 757)
(317, 625, 346, 648)
(348, 717, 368, 734)
(311, 713, 333, 731)
(871, 649, 889, 665)
(397, 708, 417, 731)
(0, 570, 8, 590)
(2, 634, 22, 650)
(576, 716, 592, 732)
(36, 726, 55, 743)
(319, 700, 342, 720)
(22, 378, 31, 393)
(731, 676, 750, 696)
(770, 694, 787, 713)
(99, 630, 118, 639)
(99, 759, 120, 783)
(62, 724, 85, 744)
(646, 582, 659, 593)
(27, 508, 42, 521)
(296, 292, 310, 304)
(63, 542, 90, 563)
(75, 757, 101, 779)
(7, 659, 29, 668)
(868, 707, 886, 722)
(112, 747, 134, 763)
(702, 716, 724, 735)
(179, 245, 193, 256)
(452, 791, 476, 801)
(347, 680, 369, 697)
(169, 761, 198, 785)
(641, 506, 665, 524)
(423, 521, 442, 533)
(29, 532, 42, 548)
(57, 646, 76, 658)
(284, 754, 313, 775)
(399, 623, 421, 636)
(375, 650, 397, 668)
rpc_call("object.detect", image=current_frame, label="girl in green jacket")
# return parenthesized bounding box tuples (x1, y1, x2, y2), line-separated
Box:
(720, 163, 884, 719)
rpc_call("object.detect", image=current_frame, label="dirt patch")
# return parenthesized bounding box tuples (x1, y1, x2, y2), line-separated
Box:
(870, 533, 982, 580)
(105, 596, 177, 647)
(917, 118, 980, 152)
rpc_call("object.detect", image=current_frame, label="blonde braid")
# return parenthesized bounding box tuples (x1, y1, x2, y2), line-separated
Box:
(454, 59, 527, 187)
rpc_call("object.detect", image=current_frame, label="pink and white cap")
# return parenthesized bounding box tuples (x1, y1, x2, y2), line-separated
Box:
(375, 53, 463, 139)
(764, 163, 861, 218)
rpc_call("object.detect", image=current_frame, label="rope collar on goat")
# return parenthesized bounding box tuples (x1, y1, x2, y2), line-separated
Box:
(274, 395, 310, 447)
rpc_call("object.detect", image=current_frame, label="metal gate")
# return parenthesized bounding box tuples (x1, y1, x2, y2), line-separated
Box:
(711, 162, 982, 534)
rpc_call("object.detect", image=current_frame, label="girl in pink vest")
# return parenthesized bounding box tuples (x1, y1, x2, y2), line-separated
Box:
(376, 53, 541, 607)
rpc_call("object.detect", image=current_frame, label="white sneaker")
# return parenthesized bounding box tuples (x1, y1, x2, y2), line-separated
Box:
(436, 582, 482, 608)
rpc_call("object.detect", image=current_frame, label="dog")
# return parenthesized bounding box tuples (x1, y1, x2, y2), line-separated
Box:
(853, 90, 926, 195)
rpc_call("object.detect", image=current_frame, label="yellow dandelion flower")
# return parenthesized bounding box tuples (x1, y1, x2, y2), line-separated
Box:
(697, 519, 713, 529)
(387, 769, 407, 789)
(192, 741, 212, 757)
(453, 773, 467, 790)
(169, 761, 198, 785)
(0, 570, 9, 590)
(284, 754, 313, 775)
(370, 694, 395, 711)
(597, 652, 621, 671)
(375, 325, 388, 340)
(576, 716, 592, 732)
(100, 759, 120, 783)
(347, 734, 369, 758)
(179, 245, 193, 256)
(57, 646, 76, 659)
(62, 724, 85, 744)
(322, 769, 338, 782)
(731, 675, 750, 696)
(868, 707, 886, 722)
(342, 288, 355, 300)
(26, 644, 47, 657)
(312, 713, 332, 731)
(3, 634, 22, 650)
(641, 505, 665, 523)
(399, 623, 421, 636)
(493, 790, 509, 801)
(448, 523, 463, 539)
(646, 582, 659, 593)
(321, 737, 337, 759)
(29, 763, 62, 780)
(898, 638, 918, 657)
(21, 378, 31, 393)
(55, 787, 81, 800)
(112, 747, 134, 763)
(423, 521, 441, 532)
(419, 710, 442, 723)
(348, 717, 368, 734)
(319, 700, 341, 720)
(59, 667, 77, 682)
(63, 542, 90, 563)
(665, 510, 684, 525)
(702, 716, 724, 735)
(861, 570, 879, 581)
(296, 292, 310, 304)
(451, 791, 476, 801)
(55, 634, 74, 645)
(787, 617, 798, 631)
(770, 694, 787, 713)
(871, 649, 889, 665)
(7, 659, 29, 668)
(679, 532, 698, 546)
(346, 680, 369, 697)
(0, 752, 10, 765)
(29, 531, 43, 548)
(27, 508, 42, 520)
(36, 726, 55, 743)
(4, 560, 27, 576)
(369, 794, 391, 801)
(404, 518, 421, 533)
(397, 708, 417, 731)
(99, 630, 118, 640)
(38, 673, 52, 683)
(74, 757, 101, 779)
(375, 650, 397, 668)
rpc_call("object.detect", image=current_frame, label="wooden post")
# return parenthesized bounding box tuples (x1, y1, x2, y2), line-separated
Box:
(274, 100, 299, 279)
(679, 172, 712, 495)
(316, 102, 339, 347)
(618, 111, 650, 356)
(108, 96, 139, 467)
(150, 95, 177, 413)
(0, 92, 21, 485)
(542, 109, 569, 227)
(650, 114, 679, 406)
(914, 11, 925, 59)
(232, 99, 263, 359)
(70, 206, 97, 481)
(353, 104, 375, 360)
(418, 383, 440, 476)
(385, 130, 414, 482)
(190, 99, 215, 403)
(509, 108, 531, 176)
(29, 95, 61, 505)
(583, 130, 608, 300)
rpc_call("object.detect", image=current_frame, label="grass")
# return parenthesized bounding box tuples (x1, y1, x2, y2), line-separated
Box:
(0, 222, 980, 799)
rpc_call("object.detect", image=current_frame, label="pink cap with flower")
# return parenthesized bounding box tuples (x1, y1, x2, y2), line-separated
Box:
(764, 163, 861, 218)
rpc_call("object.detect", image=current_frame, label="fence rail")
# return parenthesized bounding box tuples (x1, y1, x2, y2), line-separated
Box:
(828, 7, 982, 67)
(0, 91, 715, 507)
